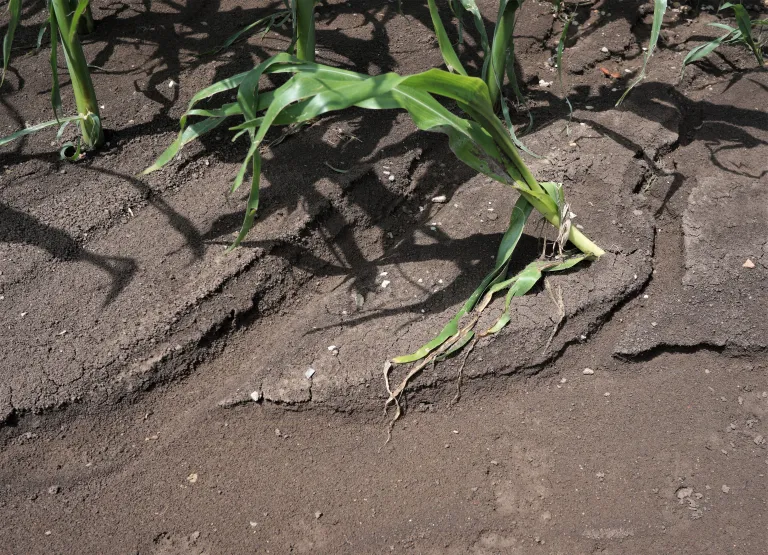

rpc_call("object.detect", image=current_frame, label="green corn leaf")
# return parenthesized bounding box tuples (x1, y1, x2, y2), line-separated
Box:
(484, 253, 588, 334)
(142, 116, 229, 174)
(36, 20, 48, 52)
(59, 139, 82, 161)
(449, 0, 467, 44)
(55, 119, 70, 139)
(2, 0, 22, 86)
(486, 0, 521, 108)
(456, 0, 491, 77)
(230, 146, 262, 249)
(722, 2, 763, 65)
(68, 0, 90, 44)
(392, 196, 533, 363)
(427, 0, 468, 75)
(0, 115, 81, 147)
(201, 10, 291, 56)
(681, 30, 737, 77)
(617, 0, 667, 106)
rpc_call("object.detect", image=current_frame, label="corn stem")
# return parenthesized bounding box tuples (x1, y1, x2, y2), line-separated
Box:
(294, 0, 316, 62)
(50, 0, 103, 148)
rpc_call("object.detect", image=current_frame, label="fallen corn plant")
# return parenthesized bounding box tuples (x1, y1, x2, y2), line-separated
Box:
(143, 49, 604, 424)
(1, 0, 105, 150)
(681, 2, 766, 76)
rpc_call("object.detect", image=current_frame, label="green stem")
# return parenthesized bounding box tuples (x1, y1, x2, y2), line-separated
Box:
(568, 226, 605, 257)
(530, 194, 605, 257)
(51, 0, 103, 148)
(294, 0, 316, 62)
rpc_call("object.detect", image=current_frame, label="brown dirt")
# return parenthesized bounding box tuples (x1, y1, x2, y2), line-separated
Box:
(1, 0, 767, 553)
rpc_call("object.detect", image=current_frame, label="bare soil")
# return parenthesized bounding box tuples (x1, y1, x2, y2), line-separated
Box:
(1, 0, 767, 553)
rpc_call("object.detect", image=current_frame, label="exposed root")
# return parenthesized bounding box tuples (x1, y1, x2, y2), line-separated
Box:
(543, 278, 565, 353)
(451, 336, 477, 406)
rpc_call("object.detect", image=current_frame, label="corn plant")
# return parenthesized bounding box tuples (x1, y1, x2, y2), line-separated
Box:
(1, 0, 104, 150)
(682, 2, 766, 76)
(144, 1, 605, 417)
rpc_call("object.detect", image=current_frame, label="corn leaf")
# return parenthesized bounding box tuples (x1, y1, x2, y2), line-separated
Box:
(681, 28, 737, 76)
(617, 0, 667, 106)
(721, 2, 764, 65)
(456, 0, 491, 77)
(427, 0, 468, 75)
(484, 254, 588, 334)
(0, 115, 81, 147)
(2, 0, 22, 86)
(68, 0, 90, 44)
(392, 196, 533, 363)
(201, 10, 291, 56)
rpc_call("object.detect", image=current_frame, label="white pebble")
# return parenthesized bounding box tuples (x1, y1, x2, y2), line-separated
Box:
(305, 367, 316, 379)
(432, 195, 447, 203)
(381, 280, 390, 288)
(582, 368, 595, 375)
(388, 175, 395, 182)
(327, 345, 337, 351)
(601, 46, 609, 53)
(250, 390, 262, 402)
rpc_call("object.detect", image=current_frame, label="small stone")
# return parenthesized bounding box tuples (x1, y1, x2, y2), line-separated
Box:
(315, 511, 323, 519)
(490, 460, 499, 465)
(604, 392, 610, 397)
(743, 259, 755, 268)
(601, 46, 609, 53)
(168, 79, 177, 88)
(633, 209, 643, 216)
(381, 280, 390, 289)
(721, 485, 730, 494)
(754, 435, 765, 445)
(582, 368, 595, 375)
(249, 390, 262, 402)
(305, 367, 316, 379)
(47, 485, 60, 495)
(327, 345, 337, 351)
(388, 175, 395, 182)
(186, 473, 198, 484)
(676, 486, 693, 500)
(560, 378, 567, 384)
(585, 105, 595, 110)
(538, 79, 552, 88)
(431, 195, 447, 203)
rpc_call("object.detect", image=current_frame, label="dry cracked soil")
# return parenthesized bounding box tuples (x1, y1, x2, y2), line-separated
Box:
(1, 0, 767, 553)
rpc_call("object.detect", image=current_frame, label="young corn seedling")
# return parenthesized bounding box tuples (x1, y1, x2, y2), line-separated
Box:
(681, 2, 767, 76)
(1, 0, 104, 151)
